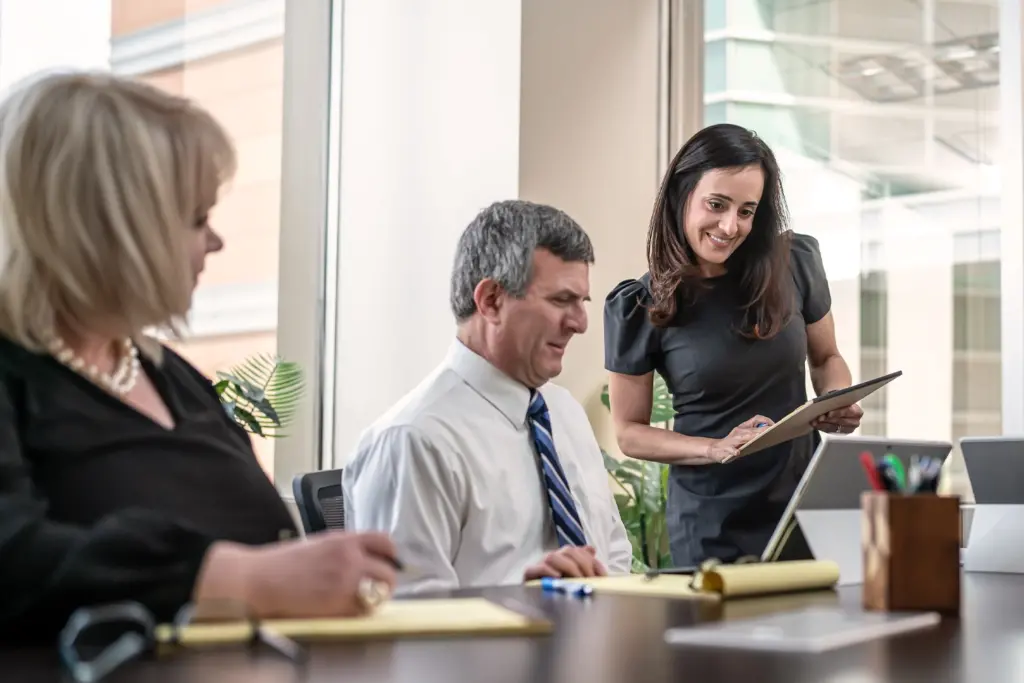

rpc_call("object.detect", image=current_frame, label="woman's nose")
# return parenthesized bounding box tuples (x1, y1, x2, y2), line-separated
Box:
(206, 228, 224, 253)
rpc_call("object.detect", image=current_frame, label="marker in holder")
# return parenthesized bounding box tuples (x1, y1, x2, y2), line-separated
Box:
(539, 577, 594, 598)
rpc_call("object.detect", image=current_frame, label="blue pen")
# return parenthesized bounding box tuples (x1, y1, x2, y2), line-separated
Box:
(539, 577, 594, 598)
(914, 456, 941, 493)
(875, 461, 901, 492)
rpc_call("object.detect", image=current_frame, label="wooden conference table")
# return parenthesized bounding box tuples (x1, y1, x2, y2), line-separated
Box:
(7, 573, 1023, 683)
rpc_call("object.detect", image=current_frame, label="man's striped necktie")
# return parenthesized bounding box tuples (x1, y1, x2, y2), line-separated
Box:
(527, 390, 587, 547)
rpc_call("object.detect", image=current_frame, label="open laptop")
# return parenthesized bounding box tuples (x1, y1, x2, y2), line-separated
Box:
(762, 435, 953, 585)
(961, 436, 1024, 574)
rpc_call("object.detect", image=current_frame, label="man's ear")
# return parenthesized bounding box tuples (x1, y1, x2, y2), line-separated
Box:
(473, 279, 505, 322)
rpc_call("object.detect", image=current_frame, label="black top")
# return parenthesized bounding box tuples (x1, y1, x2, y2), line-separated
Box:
(603, 232, 831, 566)
(0, 336, 296, 642)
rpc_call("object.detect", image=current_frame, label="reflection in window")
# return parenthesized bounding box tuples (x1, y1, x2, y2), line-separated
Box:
(702, 0, 1001, 499)
(0, 0, 287, 475)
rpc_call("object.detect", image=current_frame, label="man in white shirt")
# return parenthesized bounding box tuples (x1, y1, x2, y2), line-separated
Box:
(343, 199, 633, 593)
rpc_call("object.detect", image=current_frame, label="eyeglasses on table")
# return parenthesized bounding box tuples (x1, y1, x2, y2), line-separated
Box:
(58, 598, 308, 683)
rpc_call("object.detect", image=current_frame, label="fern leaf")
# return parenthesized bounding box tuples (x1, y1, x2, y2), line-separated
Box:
(216, 354, 306, 438)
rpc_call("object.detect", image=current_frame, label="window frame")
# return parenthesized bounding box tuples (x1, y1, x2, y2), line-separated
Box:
(274, 0, 342, 493)
(1000, 0, 1024, 434)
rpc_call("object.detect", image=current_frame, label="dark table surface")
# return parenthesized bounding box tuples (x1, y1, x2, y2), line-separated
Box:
(7, 572, 1024, 683)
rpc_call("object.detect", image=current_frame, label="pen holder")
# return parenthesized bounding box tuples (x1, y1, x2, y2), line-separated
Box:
(861, 491, 961, 616)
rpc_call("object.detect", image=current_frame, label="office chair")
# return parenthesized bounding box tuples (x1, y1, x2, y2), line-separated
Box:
(291, 468, 345, 534)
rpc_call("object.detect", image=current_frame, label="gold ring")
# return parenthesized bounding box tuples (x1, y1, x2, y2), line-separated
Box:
(357, 578, 389, 610)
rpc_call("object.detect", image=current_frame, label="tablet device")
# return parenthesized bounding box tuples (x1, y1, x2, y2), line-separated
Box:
(664, 606, 940, 652)
(738, 370, 903, 456)
(761, 435, 952, 584)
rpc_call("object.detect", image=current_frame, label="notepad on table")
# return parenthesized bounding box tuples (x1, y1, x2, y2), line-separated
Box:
(527, 559, 840, 601)
(695, 559, 840, 598)
(529, 574, 718, 600)
(154, 598, 552, 647)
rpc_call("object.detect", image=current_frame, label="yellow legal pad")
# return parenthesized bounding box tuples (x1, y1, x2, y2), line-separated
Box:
(527, 560, 840, 601)
(153, 598, 552, 646)
(697, 559, 840, 598)
(527, 575, 717, 600)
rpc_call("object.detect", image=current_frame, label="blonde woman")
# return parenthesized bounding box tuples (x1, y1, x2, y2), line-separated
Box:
(0, 72, 397, 642)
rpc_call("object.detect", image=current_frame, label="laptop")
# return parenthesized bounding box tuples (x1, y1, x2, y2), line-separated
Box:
(762, 435, 953, 585)
(961, 436, 1024, 574)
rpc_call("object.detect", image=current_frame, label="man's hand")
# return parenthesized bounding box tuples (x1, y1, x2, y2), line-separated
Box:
(523, 545, 607, 581)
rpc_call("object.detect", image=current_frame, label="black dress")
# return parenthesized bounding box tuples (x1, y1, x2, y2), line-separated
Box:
(603, 233, 831, 566)
(0, 336, 297, 641)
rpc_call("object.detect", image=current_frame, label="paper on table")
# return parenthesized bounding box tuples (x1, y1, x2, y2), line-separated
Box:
(698, 560, 840, 598)
(154, 598, 552, 646)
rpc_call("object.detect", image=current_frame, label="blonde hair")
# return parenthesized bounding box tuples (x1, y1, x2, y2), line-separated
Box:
(0, 70, 236, 356)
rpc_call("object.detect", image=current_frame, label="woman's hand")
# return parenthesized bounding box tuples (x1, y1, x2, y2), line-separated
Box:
(812, 404, 863, 435)
(706, 415, 774, 463)
(195, 531, 400, 619)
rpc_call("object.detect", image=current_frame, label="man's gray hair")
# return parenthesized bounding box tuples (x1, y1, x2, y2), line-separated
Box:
(450, 200, 594, 321)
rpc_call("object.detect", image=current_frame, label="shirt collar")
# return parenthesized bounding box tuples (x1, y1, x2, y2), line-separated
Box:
(445, 339, 532, 428)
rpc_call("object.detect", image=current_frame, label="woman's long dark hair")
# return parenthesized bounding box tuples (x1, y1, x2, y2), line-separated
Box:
(646, 123, 792, 339)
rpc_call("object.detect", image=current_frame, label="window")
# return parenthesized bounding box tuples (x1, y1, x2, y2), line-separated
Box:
(701, 0, 1002, 499)
(0, 0, 287, 475)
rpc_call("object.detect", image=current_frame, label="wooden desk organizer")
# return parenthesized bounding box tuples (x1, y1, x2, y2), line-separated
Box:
(861, 491, 961, 615)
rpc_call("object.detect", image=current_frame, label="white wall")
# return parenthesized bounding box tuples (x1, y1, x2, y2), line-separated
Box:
(333, 0, 523, 465)
(518, 0, 661, 447)
(0, 0, 110, 91)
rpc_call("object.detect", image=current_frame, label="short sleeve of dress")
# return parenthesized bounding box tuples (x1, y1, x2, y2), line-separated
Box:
(603, 276, 661, 375)
(790, 232, 831, 324)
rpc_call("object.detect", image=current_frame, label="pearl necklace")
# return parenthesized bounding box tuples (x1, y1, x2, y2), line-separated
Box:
(47, 336, 140, 397)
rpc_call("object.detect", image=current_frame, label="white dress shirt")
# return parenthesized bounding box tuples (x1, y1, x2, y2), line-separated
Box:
(343, 340, 633, 593)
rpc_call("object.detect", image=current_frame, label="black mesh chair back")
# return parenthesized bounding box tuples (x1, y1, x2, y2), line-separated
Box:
(291, 469, 345, 534)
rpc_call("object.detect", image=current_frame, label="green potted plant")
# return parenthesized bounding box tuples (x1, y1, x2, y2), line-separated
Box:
(601, 373, 674, 572)
(215, 353, 305, 437)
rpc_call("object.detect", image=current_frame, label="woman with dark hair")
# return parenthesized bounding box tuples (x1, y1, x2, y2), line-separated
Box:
(603, 123, 861, 566)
